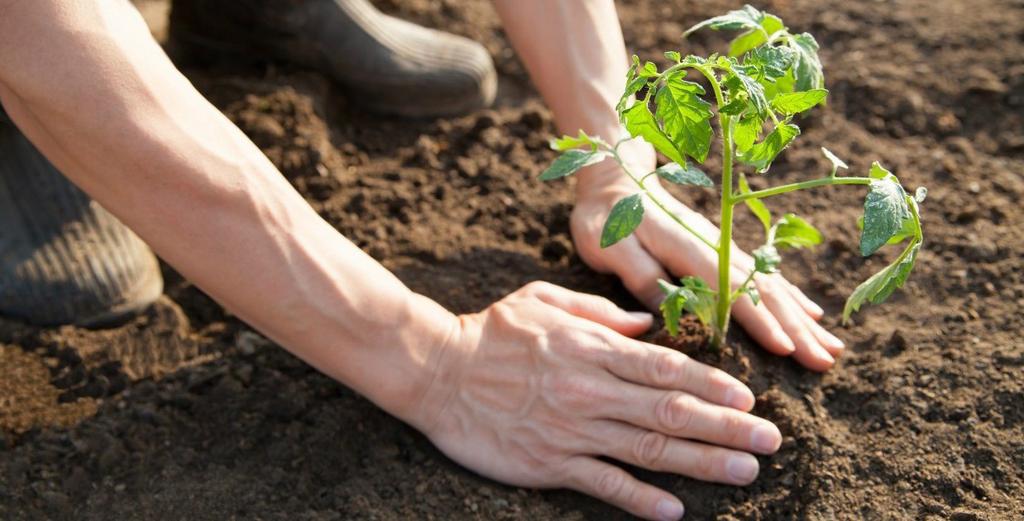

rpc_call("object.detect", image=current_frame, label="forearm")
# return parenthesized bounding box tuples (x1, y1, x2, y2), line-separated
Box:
(0, 0, 455, 427)
(493, 0, 656, 190)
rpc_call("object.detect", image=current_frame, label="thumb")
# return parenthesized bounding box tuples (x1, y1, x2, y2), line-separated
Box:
(529, 282, 653, 337)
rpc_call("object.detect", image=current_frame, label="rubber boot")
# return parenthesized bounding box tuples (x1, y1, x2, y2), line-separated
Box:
(0, 110, 163, 327)
(168, 0, 497, 118)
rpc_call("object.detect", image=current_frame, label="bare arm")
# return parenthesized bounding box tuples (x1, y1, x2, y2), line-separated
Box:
(0, 0, 454, 426)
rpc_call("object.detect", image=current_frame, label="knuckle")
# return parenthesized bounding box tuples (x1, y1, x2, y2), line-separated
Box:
(693, 448, 718, 478)
(522, 280, 552, 296)
(720, 413, 746, 445)
(632, 431, 669, 468)
(490, 301, 518, 325)
(593, 467, 628, 499)
(649, 351, 686, 386)
(656, 392, 694, 433)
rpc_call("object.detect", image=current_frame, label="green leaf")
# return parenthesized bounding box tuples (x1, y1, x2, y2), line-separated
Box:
(639, 61, 660, 78)
(753, 244, 781, 274)
(684, 5, 766, 37)
(655, 162, 713, 187)
(739, 173, 771, 233)
(860, 177, 911, 256)
(771, 89, 828, 114)
(883, 215, 918, 246)
(821, 147, 848, 171)
(719, 98, 748, 115)
(789, 32, 824, 91)
(681, 277, 717, 327)
(621, 102, 687, 166)
(729, 30, 767, 58)
(739, 123, 800, 173)
(539, 149, 609, 181)
(743, 45, 796, 81)
(601, 194, 645, 248)
(616, 75, 649, 119)
(738, 284, 761, 306)
(655, 73, 713, 163)
(728, 12, 786, 57)
(726, 67, 770, 117)
(658, 279, 685, 336)
(734, 115, 762, 153)
(773, 213, 822, 249)
(659, 276, 717, 332)
(665, 51, 682, 63)
(869, 161, 896, 180)
(842, 241, 921, 323)
(760, 14, 785, 36)
(549, 130, 608, 151)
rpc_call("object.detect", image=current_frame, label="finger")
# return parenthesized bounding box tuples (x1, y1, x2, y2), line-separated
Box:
(758, 279, 835, 372)
(526, 281, 653, 337)
(799, 309, 845, 357)
(783, 279, 825, 320)
(597, 383, 780, 454)
(593, 420, 762, 486)
(602, 337, 755, 411)
(730, 295, 797, 356)
(599, 237, 673, 311)
(563, 457, 685, 521)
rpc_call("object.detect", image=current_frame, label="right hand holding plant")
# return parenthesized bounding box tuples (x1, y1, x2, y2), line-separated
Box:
(417, 281, 782, 521)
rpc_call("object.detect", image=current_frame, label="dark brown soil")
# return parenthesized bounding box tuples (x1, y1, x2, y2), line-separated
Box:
(2, 0, 1023, 519)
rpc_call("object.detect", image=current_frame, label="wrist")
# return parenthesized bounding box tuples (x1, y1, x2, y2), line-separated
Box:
(357, 291, 464, 432)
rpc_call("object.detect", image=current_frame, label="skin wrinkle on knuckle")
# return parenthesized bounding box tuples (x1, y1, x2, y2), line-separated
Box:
(632, 430, 669, 468)
(720, 412, 747, 447)
(650, 350, 684, 387)
(657, 392, 693, 433)
(694, 446, 718, 478)
(594, 467, 628, 500)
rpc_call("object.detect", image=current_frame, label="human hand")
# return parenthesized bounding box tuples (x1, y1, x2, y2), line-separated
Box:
(413, 282, 781, 520)
(572, 159, 845, 372)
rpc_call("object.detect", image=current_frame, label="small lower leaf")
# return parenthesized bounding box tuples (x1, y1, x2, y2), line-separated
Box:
(753, 244, 781, 274)
(860, 177, 910, 256)
(539, 149, 608, 181)
(655, 162, 713, 187)
(773, 213, 822, 249)
(843, 241, 921, 323)
(738, 123, 800, 173)
(601, 194, 645, 248)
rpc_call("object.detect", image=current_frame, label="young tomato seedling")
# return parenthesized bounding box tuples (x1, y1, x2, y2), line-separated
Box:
(540, 5, 926, 348)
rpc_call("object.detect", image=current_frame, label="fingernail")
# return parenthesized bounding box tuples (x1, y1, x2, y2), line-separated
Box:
(724, 386, 754, 411)
(751, 424, 782, 454)
(809, 302, 825, 316)
(817, 345, 836, 365)
(628, 311, 653, 322)
(655, 498, 684, 521)
(776, 331, 796, 354)
(825, 332, 845, 351)
(725, 454, 759, 483)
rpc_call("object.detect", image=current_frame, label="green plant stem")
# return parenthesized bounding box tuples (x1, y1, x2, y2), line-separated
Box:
(734, 176, 872, 203)
(607, 147, 719, 251)
(694, 66, 734, 349)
